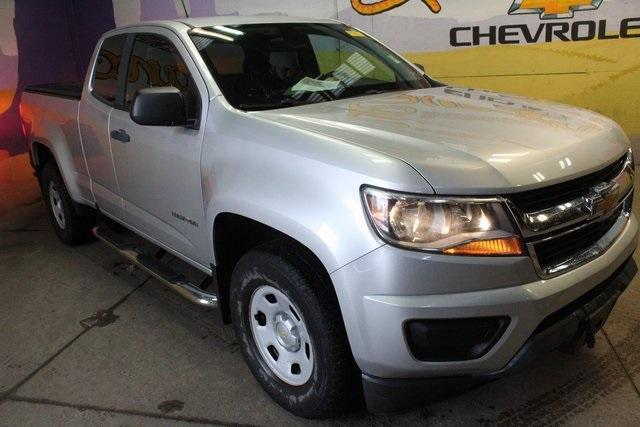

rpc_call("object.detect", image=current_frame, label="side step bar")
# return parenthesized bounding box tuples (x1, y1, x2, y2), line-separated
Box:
(93, 225, 218, 308)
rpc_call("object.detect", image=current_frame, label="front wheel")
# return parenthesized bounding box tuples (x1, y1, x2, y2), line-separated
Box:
(230, 248, 357, 418)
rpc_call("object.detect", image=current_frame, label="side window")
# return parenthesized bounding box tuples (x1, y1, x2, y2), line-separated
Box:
(125, 33, 199, 120)
(92, 34, 128, 105)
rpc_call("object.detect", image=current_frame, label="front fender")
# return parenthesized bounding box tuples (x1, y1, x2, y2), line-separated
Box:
(202, 103, 432, 273)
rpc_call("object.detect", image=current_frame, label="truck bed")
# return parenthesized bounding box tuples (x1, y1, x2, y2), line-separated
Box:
(24, 82, 82, 100)
(21, 82, 87, 197)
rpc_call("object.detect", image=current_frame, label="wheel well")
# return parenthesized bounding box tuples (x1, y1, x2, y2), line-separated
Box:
(213, 213, 336, 324)
(31, 142, 93, 216)
(32, 142, 54, 176)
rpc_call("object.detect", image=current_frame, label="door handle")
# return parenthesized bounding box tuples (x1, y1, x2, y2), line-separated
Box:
(110, 129, 130, 143)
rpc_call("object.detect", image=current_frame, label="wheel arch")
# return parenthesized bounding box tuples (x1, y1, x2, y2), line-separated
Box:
(31, 140, 55, 175)
(31, 140, 78, 193)
(213, 212, 339, 324)
(31, 140, 92, 215)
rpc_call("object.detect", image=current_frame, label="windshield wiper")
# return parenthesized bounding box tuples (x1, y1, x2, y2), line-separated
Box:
(363, 89, 394, 95)
(332, 88, 400, 102)
(237, 98, 309, 111)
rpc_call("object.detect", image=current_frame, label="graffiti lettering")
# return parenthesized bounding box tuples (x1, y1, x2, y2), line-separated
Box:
(96, 52, 189, 91)
(95, 50, 119, 81)
(128, 55, 189, 91)
(351, 0, 442, 16)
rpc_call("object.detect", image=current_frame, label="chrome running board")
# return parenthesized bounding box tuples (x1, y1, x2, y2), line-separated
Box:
(93, 225, 218, 308)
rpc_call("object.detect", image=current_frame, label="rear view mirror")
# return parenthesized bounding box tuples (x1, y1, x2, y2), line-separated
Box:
(130, 87, 187, 126)
(414, 63, 425, 73)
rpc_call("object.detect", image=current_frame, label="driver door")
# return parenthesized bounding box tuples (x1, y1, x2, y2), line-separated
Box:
(108, 28, 210, 269)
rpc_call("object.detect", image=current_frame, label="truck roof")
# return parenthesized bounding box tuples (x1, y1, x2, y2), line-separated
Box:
(181, 15, 338, 26)
(116, 15, 339, 32)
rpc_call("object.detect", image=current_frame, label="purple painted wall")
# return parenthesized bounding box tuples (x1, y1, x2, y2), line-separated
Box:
(189, 0, 217, 17)
(140, 0, 181, 21)
(0, 0, 115, 157)
(68, 0, 118, 77)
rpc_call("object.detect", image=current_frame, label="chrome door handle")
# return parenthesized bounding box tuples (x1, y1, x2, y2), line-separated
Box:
(110, 129, 130, 143)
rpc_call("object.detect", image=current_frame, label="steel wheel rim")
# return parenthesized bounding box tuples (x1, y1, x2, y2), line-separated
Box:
(249, 285, 314, 386)
(48, 181, 66, 229)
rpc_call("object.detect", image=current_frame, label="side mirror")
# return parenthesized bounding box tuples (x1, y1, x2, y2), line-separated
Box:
(414, 63, 425, 73)
(130, 87, 187, 126)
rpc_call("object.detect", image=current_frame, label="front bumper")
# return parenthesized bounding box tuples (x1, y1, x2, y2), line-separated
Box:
(360, 256, 637, 413)
(331, 214, 638, 380)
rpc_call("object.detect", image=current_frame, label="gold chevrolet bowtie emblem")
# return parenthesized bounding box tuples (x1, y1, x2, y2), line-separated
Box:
(509, 0, 603, 20)
(351, 0, 442, 16)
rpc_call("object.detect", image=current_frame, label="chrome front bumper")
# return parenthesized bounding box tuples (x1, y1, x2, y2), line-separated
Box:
(331, 213, 638, 379)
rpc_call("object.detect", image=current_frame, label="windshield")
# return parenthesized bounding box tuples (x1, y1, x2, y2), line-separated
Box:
(189, 23, 431, 111)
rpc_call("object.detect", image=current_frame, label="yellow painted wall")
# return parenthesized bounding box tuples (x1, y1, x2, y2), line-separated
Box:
(406, 37, 640, 143)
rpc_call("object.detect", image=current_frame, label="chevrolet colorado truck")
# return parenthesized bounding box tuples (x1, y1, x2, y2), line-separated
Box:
(20, 16, 638, 418)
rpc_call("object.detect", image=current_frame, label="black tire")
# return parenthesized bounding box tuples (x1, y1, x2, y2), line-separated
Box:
(230, 246, 358, 418)
(40, 162, 95, 245)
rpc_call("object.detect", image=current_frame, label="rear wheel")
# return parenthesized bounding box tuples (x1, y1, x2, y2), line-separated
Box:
(230, 247, 357, 418)
(41, 162, 95, 245)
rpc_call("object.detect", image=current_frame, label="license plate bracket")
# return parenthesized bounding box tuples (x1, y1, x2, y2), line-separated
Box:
(558, 288, 620, 354)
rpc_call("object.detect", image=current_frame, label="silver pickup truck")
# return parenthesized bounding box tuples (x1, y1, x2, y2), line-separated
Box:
(20, 16, 638, 418)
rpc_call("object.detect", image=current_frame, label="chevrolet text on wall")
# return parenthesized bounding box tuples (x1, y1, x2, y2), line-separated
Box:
(350, 0, 640, 46)
(452, 0, 640, 46)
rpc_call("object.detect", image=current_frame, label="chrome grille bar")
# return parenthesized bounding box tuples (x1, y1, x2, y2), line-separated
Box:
(512, 150, 634, 239)
(527, 195, 632, 278)
(507, 149, 634, 278)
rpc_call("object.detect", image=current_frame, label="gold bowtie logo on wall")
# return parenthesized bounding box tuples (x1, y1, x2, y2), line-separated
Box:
(351, 0, 442, 16)
(508, 0, 604, 19)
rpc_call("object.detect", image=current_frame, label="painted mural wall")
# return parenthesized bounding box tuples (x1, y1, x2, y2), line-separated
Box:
(0, 0, 638, 214)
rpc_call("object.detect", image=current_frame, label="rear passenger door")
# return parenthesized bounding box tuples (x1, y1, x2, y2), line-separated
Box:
(108, 28, 210, 268)
(79, 33, 129, 218)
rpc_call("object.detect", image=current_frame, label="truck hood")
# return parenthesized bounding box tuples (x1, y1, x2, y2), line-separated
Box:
(253, 86, 629, 194)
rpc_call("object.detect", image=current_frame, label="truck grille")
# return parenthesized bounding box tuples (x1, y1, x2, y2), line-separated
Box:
(533, 206, 623, 270)
(504, 151, 633, 278)
(507, 155, 627, 213)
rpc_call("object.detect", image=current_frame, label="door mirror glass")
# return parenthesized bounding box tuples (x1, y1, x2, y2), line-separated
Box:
(130, 87, 187, 126)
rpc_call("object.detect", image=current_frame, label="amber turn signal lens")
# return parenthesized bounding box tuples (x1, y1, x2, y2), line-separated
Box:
(443, 237, 524, 256)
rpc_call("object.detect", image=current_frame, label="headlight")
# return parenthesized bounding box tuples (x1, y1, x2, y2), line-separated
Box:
(362, 187, 524, 256)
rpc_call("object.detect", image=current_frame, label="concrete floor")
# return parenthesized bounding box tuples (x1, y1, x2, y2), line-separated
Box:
(1, 201, 640, 427)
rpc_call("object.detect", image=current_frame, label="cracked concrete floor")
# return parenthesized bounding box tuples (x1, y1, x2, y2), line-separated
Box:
(1, 199, 640, 427)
